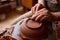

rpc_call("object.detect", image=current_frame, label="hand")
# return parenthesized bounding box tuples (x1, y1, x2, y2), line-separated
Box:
(31, 3, 44, 14)
(31, 8, 53, 22)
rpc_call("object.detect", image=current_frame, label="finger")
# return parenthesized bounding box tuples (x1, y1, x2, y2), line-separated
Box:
(31, 8, 47, 20)
(31, 13, 40, 20)
(31, 4, 38, 13)
(35, 10, 48, 21)
(39, 16, 47, 22)
(36, 4, 44, 12)
(35, 14, 44, 21)
(38, 8, 47, 13)
(35, 15, 47, 22)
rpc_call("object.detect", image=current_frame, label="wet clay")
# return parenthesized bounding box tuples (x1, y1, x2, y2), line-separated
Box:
(20, 18, 48, 40)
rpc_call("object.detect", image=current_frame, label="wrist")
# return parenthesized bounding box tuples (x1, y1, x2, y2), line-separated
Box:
(50, 12, 57, 21)
(46, 12, 55, 22)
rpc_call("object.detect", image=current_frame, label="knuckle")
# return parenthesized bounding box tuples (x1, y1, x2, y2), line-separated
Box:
(39, 8, 46, 11)
(44, 9, 50, 13)
(31, 7, 34, 10)
(42, 8, 46, 10)
(46, 10, 49, 13)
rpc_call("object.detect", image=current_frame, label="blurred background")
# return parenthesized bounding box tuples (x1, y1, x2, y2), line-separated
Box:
(0, 0, 38, 29)
(0, 0, 60, 40)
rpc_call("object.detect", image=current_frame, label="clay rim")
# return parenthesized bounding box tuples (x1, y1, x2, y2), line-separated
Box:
(25, 18, 43, 30)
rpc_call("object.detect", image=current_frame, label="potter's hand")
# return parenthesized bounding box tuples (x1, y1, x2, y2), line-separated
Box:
(31, 8, 53, 22)
(31, 3, 44, 14)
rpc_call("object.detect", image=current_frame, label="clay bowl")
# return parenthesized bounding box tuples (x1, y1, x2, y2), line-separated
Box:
(20, 18, 48, 40)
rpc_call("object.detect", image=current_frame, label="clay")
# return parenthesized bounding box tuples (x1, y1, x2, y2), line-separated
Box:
(20, 18, 48, 40)
(0, 18, 49, 40)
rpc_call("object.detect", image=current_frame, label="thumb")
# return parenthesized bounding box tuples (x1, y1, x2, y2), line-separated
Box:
(36, 3, 44, 12)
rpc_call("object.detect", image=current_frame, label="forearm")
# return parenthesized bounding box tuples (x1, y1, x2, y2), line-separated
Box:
(51, 12, 60, 21)
(12, 11, 33, 25)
